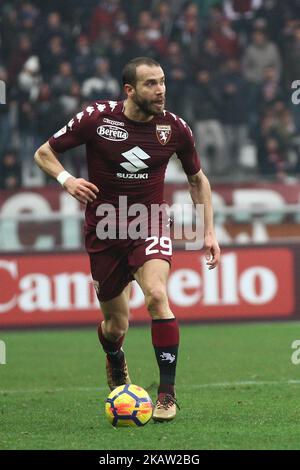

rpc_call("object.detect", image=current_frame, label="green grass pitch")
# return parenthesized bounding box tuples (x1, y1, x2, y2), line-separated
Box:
(1, 321, 300, 450)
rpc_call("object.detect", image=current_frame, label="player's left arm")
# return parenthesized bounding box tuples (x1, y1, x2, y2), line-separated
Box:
(188, 169, 221, 270)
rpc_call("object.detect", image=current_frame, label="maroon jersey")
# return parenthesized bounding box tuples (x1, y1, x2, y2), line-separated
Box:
(48, 100, 201, 231)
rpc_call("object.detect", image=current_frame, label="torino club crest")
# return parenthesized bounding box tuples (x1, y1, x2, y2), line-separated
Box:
(156, 125, 171, 145)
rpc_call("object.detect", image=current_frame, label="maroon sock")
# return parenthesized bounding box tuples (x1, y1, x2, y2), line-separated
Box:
(151, 318, 180, 397)
(97, 323, 125, 364)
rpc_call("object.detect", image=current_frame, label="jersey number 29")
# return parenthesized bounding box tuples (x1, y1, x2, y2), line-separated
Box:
(145, 236, 172, 256)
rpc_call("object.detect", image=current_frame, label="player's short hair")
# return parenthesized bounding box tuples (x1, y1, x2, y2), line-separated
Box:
(122, 57, 161, 87)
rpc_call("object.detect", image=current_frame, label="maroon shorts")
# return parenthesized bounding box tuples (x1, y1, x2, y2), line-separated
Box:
(86, 232, 172, 302)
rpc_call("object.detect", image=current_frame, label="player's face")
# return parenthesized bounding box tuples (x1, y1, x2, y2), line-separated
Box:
(132, 65, 166, 116)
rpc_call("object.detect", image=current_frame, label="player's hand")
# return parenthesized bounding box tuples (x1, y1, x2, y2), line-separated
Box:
(204, 234, 221, 270)
(64, 177, 99, 204)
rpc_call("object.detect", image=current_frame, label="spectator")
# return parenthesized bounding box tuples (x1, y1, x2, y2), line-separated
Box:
(256, 101, 297, 178)
(259, 135, 288, 179)
(72, 35, 94, 83)
(18, 2, 39, 42)
(90, 0, 120, 43)
(137, 10, 153, 30)
(92, 28, 114, 57)
(0, 6, 19, 63)
(129, 29, 158, 59)
(172, 3, 205, 60)
(224, 0, 262, 42)
(51, 61, 75, 96)
(283, 26, 300, 90)
(107, 37, 132, 80)
(82, 58, 120, 101)
(161, 41, 189, 116)
(196, 38, 224, 78)
(35, 84, 63, 141)
(40, 11, 69, 45)
(254, 0, 285, 45)
(143, 16, 168, 56)
(8, 34, 33, 83)
(224, 0, 262, 21)
(210, 17, 240, 59)
(219, 59, 250, 169)
(189, 68, 227, 174)
(18, 55, 42, 101)
(40, 35, 68, 79)
(273, 101, 297, 148)
(18, 99, 38, 162)
(154, 1, 174, 39)
(114, 9, 131, 39)
(0, 150, 21, 190)
(242, 29, 281, 84)
(136, 9, 167, 55)
(259, 65, 283, 109)
(59, 81, 82, 119)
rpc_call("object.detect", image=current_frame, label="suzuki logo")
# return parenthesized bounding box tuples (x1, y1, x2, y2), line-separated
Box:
(120, 146, 150, 173)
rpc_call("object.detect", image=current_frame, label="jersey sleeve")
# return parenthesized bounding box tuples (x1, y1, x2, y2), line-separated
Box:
(48, 104, 98, 153)
(175, 117, 201, 176)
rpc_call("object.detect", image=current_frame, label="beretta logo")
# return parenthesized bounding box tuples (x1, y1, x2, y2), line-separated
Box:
(97, 125, 128, 141)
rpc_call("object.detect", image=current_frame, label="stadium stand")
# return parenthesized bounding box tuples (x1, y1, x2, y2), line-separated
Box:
(0, 0, 300, 188)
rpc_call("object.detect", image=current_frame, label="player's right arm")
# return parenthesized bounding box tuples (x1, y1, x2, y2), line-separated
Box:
(34, 142, 98, 204)
(34, 105, 100, 204)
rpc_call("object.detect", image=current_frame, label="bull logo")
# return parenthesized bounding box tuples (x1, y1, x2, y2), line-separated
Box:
(156, 125, 172, 145)
(160, 352, 175, 363)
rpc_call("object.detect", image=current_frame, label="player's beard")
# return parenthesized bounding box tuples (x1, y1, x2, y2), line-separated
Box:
(132, 92, 165, 116)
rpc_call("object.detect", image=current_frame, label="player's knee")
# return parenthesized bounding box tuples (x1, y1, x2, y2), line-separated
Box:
(145, 286, 168, 314)
(105, 318, 128, 340)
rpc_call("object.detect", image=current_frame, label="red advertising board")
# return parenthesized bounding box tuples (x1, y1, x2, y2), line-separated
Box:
(0, 246, 296, 328)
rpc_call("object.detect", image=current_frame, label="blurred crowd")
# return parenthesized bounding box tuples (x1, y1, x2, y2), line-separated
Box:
(1, 0, 300, 189)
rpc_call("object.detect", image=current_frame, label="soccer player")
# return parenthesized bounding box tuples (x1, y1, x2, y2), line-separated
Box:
(34, 57, 220, 422)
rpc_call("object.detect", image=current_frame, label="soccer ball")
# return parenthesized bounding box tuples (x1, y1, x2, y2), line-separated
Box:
(105, 384, 153, 427)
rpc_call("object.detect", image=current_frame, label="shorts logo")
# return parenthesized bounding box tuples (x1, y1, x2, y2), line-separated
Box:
(97, 125, 128, 141)
(156, 125, 171, 145)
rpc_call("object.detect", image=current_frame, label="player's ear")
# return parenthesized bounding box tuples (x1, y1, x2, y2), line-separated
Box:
(124, 83, 135, 98)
